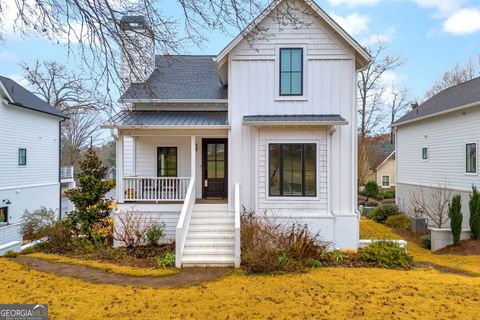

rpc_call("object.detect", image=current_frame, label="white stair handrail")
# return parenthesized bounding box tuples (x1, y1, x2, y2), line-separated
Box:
(175, 177, 196, 268)
(234, 183, 241, 268)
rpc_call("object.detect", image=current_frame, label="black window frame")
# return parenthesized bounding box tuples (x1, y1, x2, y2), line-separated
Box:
(466, 143, 477, 174)
(422, 147, 428, 160)
(268, 143, 317, 197)
(157, 147, 178, 177)
(279, 48, 304, 96)
(18, 148, 27, 166)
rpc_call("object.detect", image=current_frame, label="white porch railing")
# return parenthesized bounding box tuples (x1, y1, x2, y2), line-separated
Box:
(234, 183, 241, 268)
(175, 178, 196, 268)
(0, 223, 22, 255)
(123, 177, 191, 201)
(60, 166, 74, 180)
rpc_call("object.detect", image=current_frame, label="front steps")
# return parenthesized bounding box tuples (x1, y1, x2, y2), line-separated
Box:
(181, 204, 236, 267)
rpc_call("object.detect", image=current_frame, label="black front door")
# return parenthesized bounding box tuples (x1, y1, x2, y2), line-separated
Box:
(202, 139, 228, 198)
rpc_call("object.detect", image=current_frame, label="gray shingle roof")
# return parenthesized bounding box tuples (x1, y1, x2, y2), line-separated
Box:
(108, 111, 228, 127)
(243, 114, 347, 123)
(121, 55, 228, 101)
(0, 75, 67, 118)
(394, 77, 480, 126)
(370, 144, 395, 168)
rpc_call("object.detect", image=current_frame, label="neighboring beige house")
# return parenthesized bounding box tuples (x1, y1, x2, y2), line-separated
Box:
(366, 144, 396, 190)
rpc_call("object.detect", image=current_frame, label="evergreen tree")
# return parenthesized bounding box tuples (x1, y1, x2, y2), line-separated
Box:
(65, 148, 114, 240)
(469, 186, 480, 240)
(448, 195, 462, 246)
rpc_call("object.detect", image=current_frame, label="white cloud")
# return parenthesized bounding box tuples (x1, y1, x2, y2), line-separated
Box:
(443, 8, 480, 35)
(330, 12, 369, 36)
(0, 50, 18, 62)
(328, 0, 380, 7)
(363, 26, 396, 45)
(412, 0, 465, 18)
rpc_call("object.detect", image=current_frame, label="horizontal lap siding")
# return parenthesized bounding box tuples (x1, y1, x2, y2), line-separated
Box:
(396, 106, 480, 190)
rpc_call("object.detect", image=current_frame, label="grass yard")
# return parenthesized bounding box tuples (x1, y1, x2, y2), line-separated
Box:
(2, 220, 480, 319)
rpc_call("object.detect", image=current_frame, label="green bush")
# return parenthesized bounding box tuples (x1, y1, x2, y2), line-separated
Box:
(421, 235, 431, 249)
(21, 207, 56, 241)
(367, 204, 400, 223)
(383, 191, 396, 199)
(448, 195, 463, 246)
(385, 214, 411, 231)
(359, 241, 413, 268)
(469, 186, 480, 240)
(364, 181, 379, 199)
(156, 252, 175, 268)
(21, 247, 36, 255)
(3, 250, 18, 258)
(146, 223, 166, 246)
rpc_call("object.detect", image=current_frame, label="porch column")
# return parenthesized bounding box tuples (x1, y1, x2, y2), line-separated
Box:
(116, 133, 124, 203)
(190, 136, 196, 179)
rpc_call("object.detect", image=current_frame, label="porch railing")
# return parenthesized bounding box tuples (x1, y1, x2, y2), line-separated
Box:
(123, 177, 191, 201)
(175, 177, 196, 267)
(60, 166, 74, 180)
(234, 183, 241, 268)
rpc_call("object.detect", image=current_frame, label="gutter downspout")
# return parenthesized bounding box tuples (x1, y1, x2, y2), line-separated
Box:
(59, 118, 66, 220)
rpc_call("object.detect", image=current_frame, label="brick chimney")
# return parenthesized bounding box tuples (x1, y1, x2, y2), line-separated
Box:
(119, 16, 155, 92)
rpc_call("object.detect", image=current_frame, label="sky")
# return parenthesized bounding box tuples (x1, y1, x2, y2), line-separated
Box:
(1, 0, 480, 102)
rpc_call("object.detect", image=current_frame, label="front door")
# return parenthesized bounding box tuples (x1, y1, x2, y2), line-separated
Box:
(202, 139, 228, 198)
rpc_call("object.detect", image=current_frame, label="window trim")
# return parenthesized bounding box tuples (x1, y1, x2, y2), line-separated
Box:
(421, 146, 429, 161)
(466, 142, 477, 175)
(267, 142, 317, 198)
(381, 175, 391, 188)
(156, 146, 179, 177)
(18, 148, 27, 166)
(275, 45, 307, 101)
(279, 48, 304, 97)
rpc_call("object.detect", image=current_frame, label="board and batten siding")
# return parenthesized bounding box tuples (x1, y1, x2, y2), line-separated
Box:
(0, 100, 61, 222)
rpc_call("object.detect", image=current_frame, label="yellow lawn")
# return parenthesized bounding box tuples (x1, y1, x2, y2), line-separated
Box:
(1, 221, 479, 319)
(360, 219, 480, 275)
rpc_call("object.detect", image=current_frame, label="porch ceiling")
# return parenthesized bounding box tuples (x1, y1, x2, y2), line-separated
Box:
(104, 110, 229, 128)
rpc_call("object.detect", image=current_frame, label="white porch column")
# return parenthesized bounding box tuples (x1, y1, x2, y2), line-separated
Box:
(116, 133, 124, 203)
(190, 136, 196, 179)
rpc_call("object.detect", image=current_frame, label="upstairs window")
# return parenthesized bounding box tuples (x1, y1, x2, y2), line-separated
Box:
(18, 148, 27, 166)
(466, 143, 477, 174)
(280, 48, 303, 96)
(422, 147, 428, 160)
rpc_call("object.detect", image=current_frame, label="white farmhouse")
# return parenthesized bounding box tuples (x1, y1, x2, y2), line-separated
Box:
(105, 0, 371, 267)
(393, 77, 480, 229)
(0, 76, 66, 253)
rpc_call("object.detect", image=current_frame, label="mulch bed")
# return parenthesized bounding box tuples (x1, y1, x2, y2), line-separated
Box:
(435, 239, 480, 256)
(393, 229, 427, 248)
(15, 256, 231, 288)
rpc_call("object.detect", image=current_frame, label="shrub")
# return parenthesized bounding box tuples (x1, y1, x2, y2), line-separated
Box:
(3, 250, 18, 258)
(367, 204, 400, 223)
(113, 210, 158, 247)
(156, 252, 175, 268)
(448, 195, 462, 246)
(364, 181, 379, 199)
(21, 207, 56, 241)
(421, 235, 431, 249)
(21, 247, 36, 255)
(383, 191, 396, 199)
(469, 186, 480, 240)
(241, 212, 330, 274)
(36, 220, 73, 254)
(359, 241, 413, 268)
(146, 223, 166, 246)
(385, 214, 411, 231)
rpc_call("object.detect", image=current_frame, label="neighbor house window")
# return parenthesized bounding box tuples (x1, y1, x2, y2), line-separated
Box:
(18, 148, 27, 166)
(157, 147, 177, 177)
(269, 143, 316, 197)
(466, 143, 477, 174)
(279, 48, 303, 96)
(382, 175, 390, 187)
(422, 147, 428, 160)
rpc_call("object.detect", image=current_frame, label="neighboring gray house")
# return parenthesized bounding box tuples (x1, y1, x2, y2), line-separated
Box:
(105, 0, 371, 267)
(393, 77, 480, 229)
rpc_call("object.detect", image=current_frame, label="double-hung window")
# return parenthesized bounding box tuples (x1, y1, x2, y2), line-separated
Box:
(279, 48, 303, 96)
(269, 143, 316, 197)
(421, 147, 428, 160)
(382, 175, 390, 187)
(157, 147, 177, 177)
(18, 148, 27, 166)
(466, 143, 477, 174)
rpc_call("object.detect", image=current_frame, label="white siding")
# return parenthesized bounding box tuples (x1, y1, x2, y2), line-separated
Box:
(396, 105, 480, 191)
(0, 100, 61, 222)
(123, 136, 135, 176)
(376, 158, 396, 189)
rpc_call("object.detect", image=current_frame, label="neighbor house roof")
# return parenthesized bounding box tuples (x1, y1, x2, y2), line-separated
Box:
(104, 111, 229, 128)
(120, 55, 228, 102)
(0, 76, 67, 118)
(243, 114, 347, 125)
(393, 77, 480, 127)
(368, 144, 395, 170)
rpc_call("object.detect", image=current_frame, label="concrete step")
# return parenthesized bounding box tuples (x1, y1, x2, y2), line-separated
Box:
(190, 212, 234, 218)
(184, 239, 235, 247)
(183, 247, 234, 255)
(188, 225, 235, 232)
(186, 232, 235, 240)
(193, 204, 229, 212)
(181, 254, 235, 267)
(189, 217, 234, 225)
